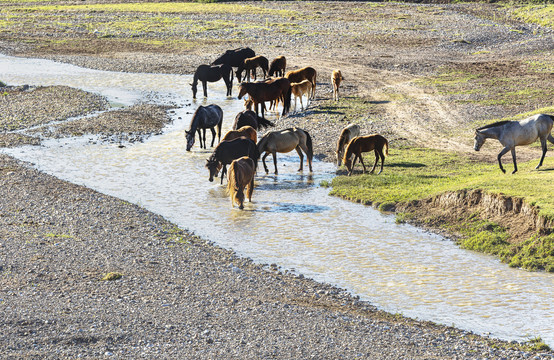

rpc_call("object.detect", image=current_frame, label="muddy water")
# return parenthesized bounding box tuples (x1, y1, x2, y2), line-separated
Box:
(1, 54, 553, 346)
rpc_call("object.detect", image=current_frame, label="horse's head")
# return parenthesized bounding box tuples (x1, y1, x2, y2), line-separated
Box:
(185, 130, 195, 151)
(205, 158, 222, 182)
(474, 130, 485, 151)
(190, 82, 197, 99)
(335, 150, 343, 167)
(343, 157, 352, 174)
(237, 84, 247, 100)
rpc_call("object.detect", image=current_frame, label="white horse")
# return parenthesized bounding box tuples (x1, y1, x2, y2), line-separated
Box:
(474, 113, 554, 174)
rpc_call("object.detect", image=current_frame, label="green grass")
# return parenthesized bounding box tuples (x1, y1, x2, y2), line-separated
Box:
(331, 145, 554, 271)
(510, 4, 554, 28)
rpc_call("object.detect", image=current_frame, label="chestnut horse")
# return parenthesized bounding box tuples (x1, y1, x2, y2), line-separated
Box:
(227, 156, 256, 210)
(343, 134, 389, 175)
(285, 66, 317, 99)
(257, 128, 313, 174)
(238, 78, 291, 118)
(185, 104, 223, 151)
(212, 47, 255, 68)
(336, 123, 360, 166)
(191, 64, 233, 98)
(332, 69, 344, 101)
(290, 80, 313, 112)
(233, 109, 274, 130)
(236, 55, 269, 82)
(268, 56, 286, 77)
(222, 126, 257, 143)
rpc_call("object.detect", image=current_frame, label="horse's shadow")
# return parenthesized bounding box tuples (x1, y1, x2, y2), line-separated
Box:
(255, 201, 329, 214)
(387, 161, 426, 168)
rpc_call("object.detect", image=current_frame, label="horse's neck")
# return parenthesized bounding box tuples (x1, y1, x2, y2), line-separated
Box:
(481, 126, 502, 140)
(189, 110, 202, 132)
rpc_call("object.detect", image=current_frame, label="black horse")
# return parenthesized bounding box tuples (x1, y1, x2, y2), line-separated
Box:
(232, 110, 274, 131)
(185, 104, 223, 151)
(191, 64, 233, 98)
(212, 47, 255, 68)
(205, 137, 259, 184)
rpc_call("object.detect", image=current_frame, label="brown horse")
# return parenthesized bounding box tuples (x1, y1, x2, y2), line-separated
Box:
(290, 80, 313, 112)
(343, 134, 389, 175)
(227, 156, 256, 209)
(236, 55, 269, 82)
(331, 69, 344, 101)
(233, 109, 274, 130)
(285, 66, 317, 99)
(238, 78, 291, 118)
(268, 56, 286, 77)
(336, 123, 360, 166)
(222, 126, 257, 143)
(191, 64, 233, 98)
(257, 128, 313, 174)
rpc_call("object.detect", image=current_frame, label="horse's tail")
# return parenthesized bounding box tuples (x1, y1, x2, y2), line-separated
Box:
(383, 136, 389, 156)
(304, 129, 313, 161)
(282, 85, 292, 116)
(311, 69, 317, 99)
(256, 115, 275, 129)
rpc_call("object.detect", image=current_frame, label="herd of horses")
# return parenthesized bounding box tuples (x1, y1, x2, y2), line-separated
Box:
(187, 47, 554, 208)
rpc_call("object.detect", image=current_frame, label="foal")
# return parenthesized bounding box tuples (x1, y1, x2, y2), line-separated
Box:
(343, 134, 389, 175)
(236, 55, 269, 82)
(227, 156, 256, 209)
(290, 80, 313, 112)
(331, 69, 344, 101)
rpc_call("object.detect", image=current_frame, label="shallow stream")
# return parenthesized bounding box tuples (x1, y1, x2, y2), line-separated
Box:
(1, 54, 553, 346)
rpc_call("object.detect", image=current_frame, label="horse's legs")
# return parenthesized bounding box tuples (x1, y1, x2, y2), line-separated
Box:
(537, 137, 548, 169)
(221, 165, 227, 185)
(246, 178, 254, 202)
(298, 141, 313, 172)
(295, 146, 304, 171)
(497, 147, 510, 174)
(370, 150, 379, 174)
(272, 151, 278, 174)
(378, 149, 385, 174)
(510, 148, 518, 174)
(262, 152, 270, 174)
(210, 127, 216, 148)
(358, 154, 367, 174)
(202, 81, 208, 98)
(196, 129, 203, 149)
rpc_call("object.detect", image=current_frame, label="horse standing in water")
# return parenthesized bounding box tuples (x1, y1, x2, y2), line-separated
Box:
(222, 126, 257, 143)
(236, 55, 269, 82)
(343, 134, 389, 175)
(227, 156, 256, 210)
(212, 47, 256, 68)
(233, 109, 274, 131)
(257, 128, 313, 174)
(191, 64, 233, 98)
(185, 104, 223, 151)
(205, 137, 258, 184)
(336, 123, 360, 166)
(238, 78, 291, 119)
(474, 114, 554, 174)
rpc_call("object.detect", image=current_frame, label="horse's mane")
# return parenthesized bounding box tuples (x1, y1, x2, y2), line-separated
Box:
(477, 120, 511, 131)
(336, 129, 349, 152)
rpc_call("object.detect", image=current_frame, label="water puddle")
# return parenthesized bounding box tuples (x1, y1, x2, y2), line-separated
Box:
(1, 54, 553, 346)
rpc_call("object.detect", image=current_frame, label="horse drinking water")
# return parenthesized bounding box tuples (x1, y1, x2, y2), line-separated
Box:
(206, 137, 258, 184)
(336, 123, 360, 166)
(257, 128, 313, 174)
(227, 156, 256, 210)
(185, 104, 223, 151)
(191, 64, 233, 98)
(474, 113, 554, 174)
(343, 134, 389, 175)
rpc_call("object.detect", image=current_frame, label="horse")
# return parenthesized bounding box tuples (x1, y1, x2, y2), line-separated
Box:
(206, 137, 258, 184)
(238, 77, 292, 118)
(257, 128, 313, 174)
(190, 64, 233, 98)
(227, 156, 256, 209)
(332, 69, 344, 101)
(222, 126, 257, 143)
(236, 55, 269, 82)
(185, 104, 223, 151)
(336, 123, 361, 166)
(474, 114, 554, 174)
(212, 47, 255, 68)
(285, 66, 317, 99)
(290, 80, 313, 112)
(343, 134, 389, 175)
(268, 56, 286, 77)
(233, 109, 274, 130)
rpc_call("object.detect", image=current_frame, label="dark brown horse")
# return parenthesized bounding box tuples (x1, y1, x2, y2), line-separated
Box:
(238, 78, 291, 118)
(343, 134, 389, 175)
(212, 47, 256, 68)
(268, 56, 286, 77)
(191, 64, 233, 98)
(232, 110, 274, 130)
(185, 104, 223, 151)
(227, 156, 256, 210)
(206, 137, 258, 184)
(285, 66, 317, 99)
(236, 55, 269, 82)
(257, 128, 313, 174)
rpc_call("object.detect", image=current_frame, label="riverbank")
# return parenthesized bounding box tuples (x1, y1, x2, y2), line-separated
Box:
(1, 0, 554, 357)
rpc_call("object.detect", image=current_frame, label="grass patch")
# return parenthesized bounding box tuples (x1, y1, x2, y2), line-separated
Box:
(509, 4, 554, 28)
(101, 272, 123, 281)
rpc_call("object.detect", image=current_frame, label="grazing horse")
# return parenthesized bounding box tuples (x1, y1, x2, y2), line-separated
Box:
(257, 127, 313, 174)
(285, 66, 317, 99)
(227, 156, 256, 209)
(343, 134, 389, 175)
(185, 104, 223, 151)
(236, 55, 269, 82)
(212, 47, 255, 68)
(336, 123, 361, 166)
(206, 137, 258, 184)
(290, 80, 313, 112)
(222, 126, 257, 143)
(191, 64, 233, 98)
(474, 114, 554, 174)
(238, 78, 291, 118)
(233, 109, 274, 130)
(332, 69, 344, 101)
(268, 56, 286, 77)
